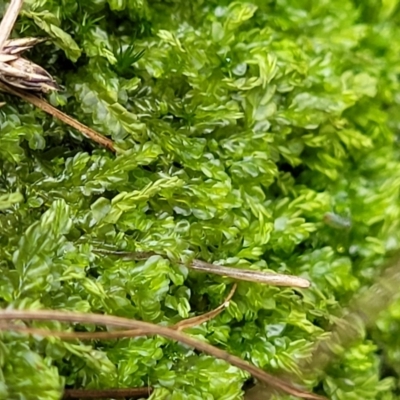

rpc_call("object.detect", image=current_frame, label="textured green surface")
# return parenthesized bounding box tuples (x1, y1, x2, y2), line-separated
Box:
(1, 0, 400, 399)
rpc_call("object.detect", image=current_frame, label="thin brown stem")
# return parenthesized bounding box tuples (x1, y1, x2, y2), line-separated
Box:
(174, 283, 237, 330)
(0, 0, 24, 51)
(0, 309, 325, 400)
(0, 285, 237, 339)
(190, 259, 310, 288)
(0, 82, 116, 152)
(93, 249, 311, 288)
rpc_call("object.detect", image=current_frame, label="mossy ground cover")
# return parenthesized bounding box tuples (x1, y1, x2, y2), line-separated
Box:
(1, 0, 400, 399)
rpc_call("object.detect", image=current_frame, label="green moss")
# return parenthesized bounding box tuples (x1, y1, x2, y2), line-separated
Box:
(1, 0, 400, 398)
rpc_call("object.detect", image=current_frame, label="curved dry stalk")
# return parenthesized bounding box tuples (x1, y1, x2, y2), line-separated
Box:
(63, 387, 152, 399)
(0, 285, 237, 339)
(93, 249, 311, 288)
(174, 283, 237, 330)
(0, 308, 325, 400)
(0, 0, 24, 51)
(0, 81, 116, 152)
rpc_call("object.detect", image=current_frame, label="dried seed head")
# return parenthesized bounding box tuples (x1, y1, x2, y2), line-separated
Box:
(0, 37, 59, 93)
(3, 37, 46, 55)
(0, 57, 59, 92)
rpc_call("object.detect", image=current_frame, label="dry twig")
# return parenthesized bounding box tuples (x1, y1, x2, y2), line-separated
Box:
(0, 308, 325, 400)
(93, 249, 311, 288)
(0, 286, 263, 400)
(174, 283, 237, 330)
(0, 0, 23, 51)
(0, 285, 237, 339)
(0, 82, 116, 151)
(0, 0, 116, 151)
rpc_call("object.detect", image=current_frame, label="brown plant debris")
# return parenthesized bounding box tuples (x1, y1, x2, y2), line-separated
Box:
(93, 248, 311, 288)
(0, 38, 59, 92)
(0, 0, 116, 151)
(0, 308, 326, 400)
(0, 284, 237, 340)
(0, 82, 116, 152)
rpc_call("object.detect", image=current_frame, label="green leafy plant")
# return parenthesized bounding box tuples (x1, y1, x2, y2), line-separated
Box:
(2, 0, 400, 399)
(113, 44, 145, 78)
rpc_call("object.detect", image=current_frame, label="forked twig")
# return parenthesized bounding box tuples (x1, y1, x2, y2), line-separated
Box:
(174, 283, 237, 330)
(0, 309, 325, 400)
(0, 81, 116, 152)
(0, 0, 23, 51)
(93, 249, 311, 288)
(0, 285, 237, 339)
